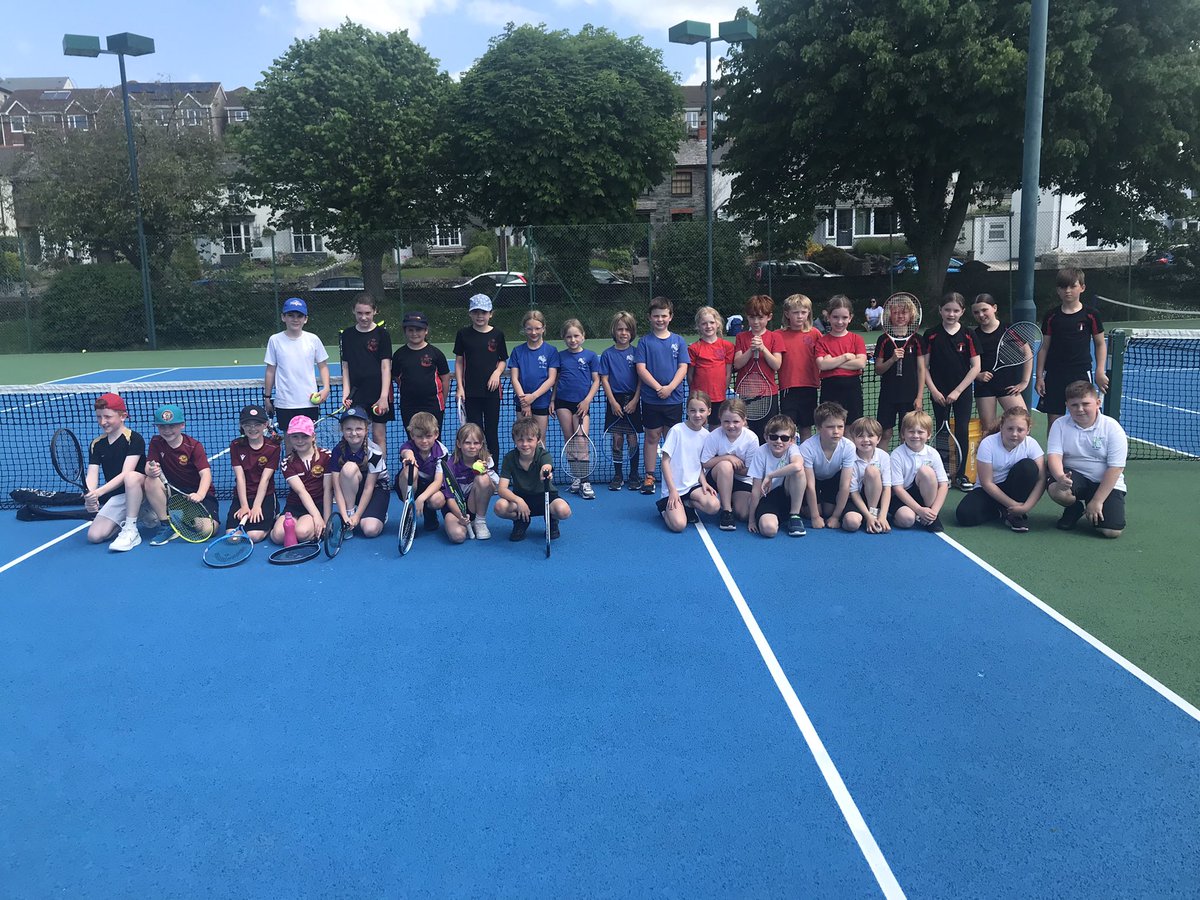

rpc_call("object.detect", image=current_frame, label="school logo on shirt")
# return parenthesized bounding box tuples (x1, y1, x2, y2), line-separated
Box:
(177, 453, 189, 465)
(312, 464, 325, 475)
(575, 358, 589, 369)
(421, 353, 434, 368)
(488, 339, 498, 353)
(537, 354, 547, 367)
(367, 338, 378, 353)
(624, 353, 634, 364)
(257, 455, 269, 466)
(670, 343, 679, 359)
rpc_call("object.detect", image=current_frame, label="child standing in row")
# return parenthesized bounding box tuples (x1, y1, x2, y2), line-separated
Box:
(924, 292, 981, 491)
(775, 294, 821, 442)
(816, 295, 867, 424)
(890, 410, 948, 532)
(392, 311, 450, 433)
(732, 294, 784, 441)
(658, 391, 720, 532)
(799, 401, 855, 530)
(635, 297, 689, 494)
(339, 293, 392, 455)
(843, 416, 892, 534)
(228, 404, 280, 544)
(509, 310, 559, 442)
(702, 398, 760, 531)
(264, 297, 331, 433)
(553, 319, 600, 499)
(454, 293, 508, 464)
(971, 293, 1030, 433)
(688, 306, 735, 431)
(599, 311, 643, 491)
(746, 414, 807, 538)
(1036, 268, 1107, 430)
(874, 292, 925, 450)
(955, 406, 1044, 532)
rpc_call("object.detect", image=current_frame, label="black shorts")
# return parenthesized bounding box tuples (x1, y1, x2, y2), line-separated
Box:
(780, 387, 819, 429)
(355, 479, 391, 522)
(642, 403, 683, 432)
(814, 475, 842, 506)
(400, 402, 444, 432)
(877, 399, 916, 431)
(820, 375, 864, 423)
(655, 484, 704, 513)
(1037, 370, 1090, 416)
(277, 407, 320, 433)
(512, 487, 557, 515)
(974, 369, 1021, 399)
(604, 392, 643, 433)
(1057, 471, 1127, 530)
(196, 494, 220, 523)
(755, 485, 794, 523)
(731, 480, 752, 495)
(224, 492, 277, 530)
(348, 382, 395, 423)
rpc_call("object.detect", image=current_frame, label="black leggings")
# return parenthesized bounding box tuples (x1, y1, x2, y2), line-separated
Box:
(933, 389, 973, 478)
(955, 458, 1039, 526)
(464, 395, 502, 463)
(819, 375, 863, 424)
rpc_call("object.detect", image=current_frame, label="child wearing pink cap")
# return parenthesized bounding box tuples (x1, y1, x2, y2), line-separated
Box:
(270, 414, 332, 544)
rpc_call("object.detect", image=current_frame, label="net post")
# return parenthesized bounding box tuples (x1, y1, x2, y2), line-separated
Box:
(1105, 329, 1126, 420)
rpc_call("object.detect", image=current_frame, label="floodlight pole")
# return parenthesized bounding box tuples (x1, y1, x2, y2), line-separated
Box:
(670, 18, 756, 308)
(1016, 0, 1049, 329)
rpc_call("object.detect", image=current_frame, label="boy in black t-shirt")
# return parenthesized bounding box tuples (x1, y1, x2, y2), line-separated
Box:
(339, 293, 393, 455)
(1035, 267, 1107, 429)
(391, 311, 450, 434)
(454, 294, 508, 461)
(85, 392, 147, 551)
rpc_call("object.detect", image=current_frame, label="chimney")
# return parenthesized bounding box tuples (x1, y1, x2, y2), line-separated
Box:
(698, 119, 706, 141)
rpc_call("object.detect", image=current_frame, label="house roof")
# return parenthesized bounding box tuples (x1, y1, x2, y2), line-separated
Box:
(0, 77, 74, 91)
(1, 88, 114, 115)
(126, 81, 224, 107)
(225, 87, 251, 108)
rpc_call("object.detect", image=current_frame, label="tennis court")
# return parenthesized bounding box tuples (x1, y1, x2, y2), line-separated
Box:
(2, 357, 1198, 896)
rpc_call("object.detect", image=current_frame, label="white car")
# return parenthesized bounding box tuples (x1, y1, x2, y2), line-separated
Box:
(453, 271, 528, 290)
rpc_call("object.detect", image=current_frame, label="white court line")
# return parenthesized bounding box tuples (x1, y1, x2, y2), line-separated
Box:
(936, 533, 1200, 724)
(47, 369, 106, 383)
(693, 521, 906, 899)
(1125, 395, 1200, 417)
(0, 523, 89, 575)
(125, 367, 180, 382)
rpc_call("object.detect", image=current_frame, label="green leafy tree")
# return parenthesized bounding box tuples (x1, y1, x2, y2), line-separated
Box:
(455, 24, 681, 227)
(720, 0, 1200, 301)
(234, 21, 461, 299)
(15, 105, 226, 279)
(652, 221, 749, 318)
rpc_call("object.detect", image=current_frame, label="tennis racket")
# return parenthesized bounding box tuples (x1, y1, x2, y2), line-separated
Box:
(737, 349, 776, 422)
(323, 510, 346, 558)
(268, 541, 321, 564)
(883, 292, 923, 377)
(50, 428, 86, 491)
(543, 473, 552, 559)
(932, 414, 965, 481)
(561, 411, 596, 488)
(439, 456, 469, 523)
(993, 321, 1042, 373)
(158, 473, 217, 543)
(203, 517, 254, 568)
(397, 460, 417, 556)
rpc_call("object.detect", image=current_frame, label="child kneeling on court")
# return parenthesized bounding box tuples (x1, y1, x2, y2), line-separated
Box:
(495, 417, 571, 542)
(395, 411, 451, 533)
(1045, 380, 1127, 539)
(145, 403, 219, 546)
(955, 406, 1045, 532)
(890, 410, 948, 532)
(747, 414, 807, 538)
(330, 405, 389, 538)
(85, 392, 147, 551)
(658, 391, 721, 532)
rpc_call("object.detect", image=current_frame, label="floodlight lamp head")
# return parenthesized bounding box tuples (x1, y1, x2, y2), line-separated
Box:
(668, 21, 711, 45)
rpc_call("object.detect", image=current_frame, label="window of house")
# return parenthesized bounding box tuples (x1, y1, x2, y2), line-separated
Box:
(1084, 233, 1111, 248)
(873, 207, 897, 234)
(854, 208, 871, 236)
(433, 226, 463, 248)
(671, 171, 692, 196)
(41, 114, 59, 125)
(183, 108, 202, 126)
(824, 211, 835, 240)
(9, 116, 29, 133)
(229, 109, 249, 122)
(292, 224, 323, 253)
(223, 221, 252, 254)
(66, 115, 89, 130)
(684, 110, 699, 131)
(986, 220, 1007, 242)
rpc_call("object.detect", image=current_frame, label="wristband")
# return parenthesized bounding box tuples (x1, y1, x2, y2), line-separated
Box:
(868, 507, 880, 517)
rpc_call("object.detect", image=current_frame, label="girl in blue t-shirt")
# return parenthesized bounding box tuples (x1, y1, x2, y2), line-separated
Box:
(507, 310, 559, 443)
(553, 318, 601, 499)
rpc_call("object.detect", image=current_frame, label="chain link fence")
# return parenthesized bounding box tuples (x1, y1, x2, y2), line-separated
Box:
(1, 214, 1197, 354)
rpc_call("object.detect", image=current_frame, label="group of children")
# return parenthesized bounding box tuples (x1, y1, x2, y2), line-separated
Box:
(80, 268, 1127, 551)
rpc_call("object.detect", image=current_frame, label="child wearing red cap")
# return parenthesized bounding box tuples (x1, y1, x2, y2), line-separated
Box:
(85, 392, 147, 551)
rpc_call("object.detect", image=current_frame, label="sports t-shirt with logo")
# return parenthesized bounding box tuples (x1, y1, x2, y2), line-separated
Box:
(891, 443, 949, 488)
(283, 447, 331, 511)
(330, 438, 389, 489)
(799, 434, 856, 480)
(392, 344, 450, 410)
(229, 435, 281, 499)
(1041, 306, 1103, 374)
(555, 348, 600, 405)
(775, 328, 821, 390)
(147, 433, 214, 499)
(635, 332, 689, 407)
(733, 330, 784, 396)
(454, 326, 509, 399)
(923, 324, 978, 389)
(340, 325, 393, 405)
(598, 346, 639, 394)
(508, 342, 560, 401)
(849, 447, 893, 493)
(875, 332, 925, 403)
(688, 338, 735, 402)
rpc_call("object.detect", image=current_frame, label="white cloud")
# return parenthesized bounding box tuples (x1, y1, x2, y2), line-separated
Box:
(293, 0, 457, 37)
(465, 0, 542, 26)
(599, 0, 743, 31)
(684, 55, 707, 86)
(259, 4, 277, 17)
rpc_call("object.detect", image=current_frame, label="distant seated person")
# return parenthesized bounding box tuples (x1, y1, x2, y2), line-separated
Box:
(864, 298, 883, 330)
(1045, 380, 1127, 539)
(725, 314, 744, 337)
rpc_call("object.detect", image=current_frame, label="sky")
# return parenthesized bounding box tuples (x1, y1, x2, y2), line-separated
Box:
(6, 0, 747, 91)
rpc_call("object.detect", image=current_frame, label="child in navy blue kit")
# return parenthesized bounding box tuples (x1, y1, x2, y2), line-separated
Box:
(454, 293, 508, 464)
(598, 310, 643, 491)
(392, 311, 450, 433)
(553, 318, 601, 499)
(634, 297, 689, 494)
(508, 309, 559, 442)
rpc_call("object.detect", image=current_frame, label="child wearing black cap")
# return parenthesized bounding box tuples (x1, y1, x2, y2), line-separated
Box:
(391, 311, 450, 434)
(227, 404, 280, 543)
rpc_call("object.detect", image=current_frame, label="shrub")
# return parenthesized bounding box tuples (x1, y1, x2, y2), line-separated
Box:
(460, 245, 495, 278)
(810, 244, 861, 274)
(40, 264, 145, 350)
(853, 237, 909, 257)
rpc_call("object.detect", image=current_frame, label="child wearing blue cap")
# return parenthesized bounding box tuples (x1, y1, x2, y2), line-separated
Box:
(144, 403, 219, 545)
(264, 297, 331, 433)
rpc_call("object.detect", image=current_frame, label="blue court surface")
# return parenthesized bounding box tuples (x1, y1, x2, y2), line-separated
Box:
(2, 489, 1198, 896)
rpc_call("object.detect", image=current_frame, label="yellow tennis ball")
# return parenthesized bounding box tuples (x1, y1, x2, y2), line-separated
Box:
(233, 359, 239, 364)
(81, 349, 87, 353)
(472, 461, 486, 474)
(310, 392, 322, 405)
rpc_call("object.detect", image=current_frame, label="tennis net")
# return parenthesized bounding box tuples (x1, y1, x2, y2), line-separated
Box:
(1107, 329, 1200, 460)
(0, 370, 894, 507)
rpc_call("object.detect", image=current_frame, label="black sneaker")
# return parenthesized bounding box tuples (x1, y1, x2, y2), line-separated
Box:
(549, 518, 561, 540)
(424, 508, 440, 531)
(609, 475, 623, 491)
(685, 505, 700, 524)
(719, 509, 735, 531)
(1057, 503, 1084, 531)
(925, 516, 945, 533)
(1005, 513, 1030, 533)
(787, 515, 806, 537)
(956, 476, 974, 492)
(509, 520, 529, 542)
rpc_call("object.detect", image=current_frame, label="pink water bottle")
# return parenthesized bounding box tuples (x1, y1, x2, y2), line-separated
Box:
(283, 511, 297, 547)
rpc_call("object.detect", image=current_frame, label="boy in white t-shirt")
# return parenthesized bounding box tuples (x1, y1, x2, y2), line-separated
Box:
(798, 401, 856, 529)
(658, 392, 721, 532)
(1046, 380, 1127, 538)
(890, 410, 948, 532)
(843, 416, 892, 534)
(747, 414, 807, 538)
(264, 297, 332, 434)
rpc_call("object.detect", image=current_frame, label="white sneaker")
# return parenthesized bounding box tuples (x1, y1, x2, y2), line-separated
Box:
(472, 519, 491, 540)
(580, 481, 595, 500)
(569, 478, 581, 494)
(466, 519, 476, 539)
(110, 524, 141, 552)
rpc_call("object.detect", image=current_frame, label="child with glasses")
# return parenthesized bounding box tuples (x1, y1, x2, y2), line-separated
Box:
(746, 414, 807, 538)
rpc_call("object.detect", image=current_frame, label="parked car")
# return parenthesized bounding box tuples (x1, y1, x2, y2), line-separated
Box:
(591, 268, 631, 284)
(1137, 246, 1193, 268)
(312, 276, 365, 291)
(453, 271, 528, 290)
(890, 255, 965, 274)
(754, 259, 840, 281)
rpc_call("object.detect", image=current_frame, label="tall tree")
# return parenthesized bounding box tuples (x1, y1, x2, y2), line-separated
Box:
(234, 21, 461, 298)
(16, 104, 226, 278)
(720, 0, 1200, 300)
(455, 24, 681, 227)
